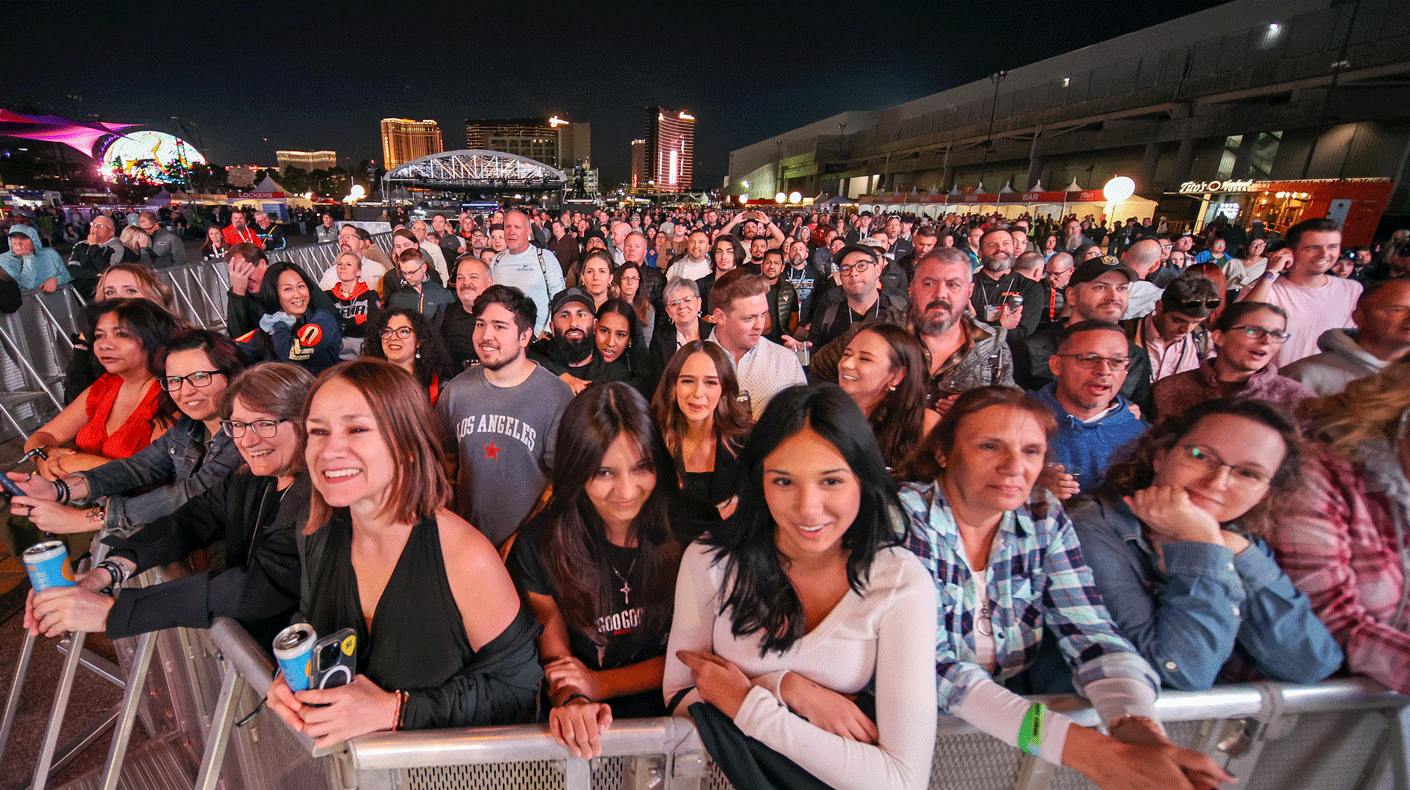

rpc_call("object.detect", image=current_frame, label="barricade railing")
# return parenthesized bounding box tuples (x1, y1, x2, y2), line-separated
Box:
(0, 232, 393, 444)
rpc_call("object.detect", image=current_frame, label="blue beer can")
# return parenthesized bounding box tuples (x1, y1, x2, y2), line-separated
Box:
(272, 623, 317, 692)
(23, 541, 76, 592)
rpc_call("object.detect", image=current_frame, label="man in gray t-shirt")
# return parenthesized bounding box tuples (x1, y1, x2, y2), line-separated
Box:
(436, 284, 574, 546)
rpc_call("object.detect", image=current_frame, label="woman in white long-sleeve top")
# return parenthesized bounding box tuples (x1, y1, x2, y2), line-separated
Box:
(663, 383, 937, 790)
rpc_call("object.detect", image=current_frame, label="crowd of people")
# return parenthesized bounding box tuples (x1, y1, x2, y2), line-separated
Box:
(4, 200, 1410, 790)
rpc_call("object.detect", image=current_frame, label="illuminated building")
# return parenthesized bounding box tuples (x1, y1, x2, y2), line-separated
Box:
(630, 139, 646, 191)
(380, 119, 443, 169)
(276, 150, 337, 172)
(463, 115, 590, 170)
(643, 108, 695, 193)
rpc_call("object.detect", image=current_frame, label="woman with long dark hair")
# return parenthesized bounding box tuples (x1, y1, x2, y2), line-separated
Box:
(361, 308, 456, 405)
(1071, 397, 1342, 691)
(611, 262, 655, 347)
(507, 382, 683, 758)
(663, 384, 938, 790)
(238, 261, 342, 373)
(651, 341, 750, 521)
(11, 330, 246, 536)
(25, 299, 179, 480)
(835, 321, 940, 468)
(267, 360, 541, 746)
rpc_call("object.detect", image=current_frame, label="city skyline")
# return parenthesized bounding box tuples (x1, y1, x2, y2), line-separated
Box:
(3, 0, 1229, 189)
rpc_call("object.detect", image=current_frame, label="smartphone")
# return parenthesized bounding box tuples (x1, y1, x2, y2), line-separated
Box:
(313, 628, 357, 690)
(0, 474, 25, 499)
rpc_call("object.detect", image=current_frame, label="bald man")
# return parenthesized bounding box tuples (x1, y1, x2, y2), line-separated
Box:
(1121, 238, 1165, 320)
(67, 214, 126, 299)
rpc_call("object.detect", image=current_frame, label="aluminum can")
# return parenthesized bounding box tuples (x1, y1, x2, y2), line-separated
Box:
(272, 623, 317, 692)
(23, 541, 75, 592)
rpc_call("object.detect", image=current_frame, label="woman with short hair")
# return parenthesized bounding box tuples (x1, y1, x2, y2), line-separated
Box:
(267, 360, 541, 747)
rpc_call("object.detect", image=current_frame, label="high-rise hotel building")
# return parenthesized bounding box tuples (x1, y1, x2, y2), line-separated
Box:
(380, 119, 443, 169)
(642, 108, 695, 193)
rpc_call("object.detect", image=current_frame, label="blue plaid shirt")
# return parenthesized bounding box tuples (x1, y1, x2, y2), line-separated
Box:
(898, 480, 1158, 711)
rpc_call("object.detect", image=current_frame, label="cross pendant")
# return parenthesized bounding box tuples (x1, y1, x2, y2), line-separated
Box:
(620, 580, 631, 606)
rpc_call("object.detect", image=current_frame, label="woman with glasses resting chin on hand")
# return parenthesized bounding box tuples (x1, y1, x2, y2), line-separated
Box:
(1070, 398, 1342, 692)
(1152, 302, 1314, 420)
(25, 364, 313, 646)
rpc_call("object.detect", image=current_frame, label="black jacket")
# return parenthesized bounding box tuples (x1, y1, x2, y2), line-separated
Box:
(969, 270, 1046, 341)
(1011, 322, 1153, 414)
(807, 287, 910, 349)
(644, 317, 713, 394)
(102, 471, 308, 646)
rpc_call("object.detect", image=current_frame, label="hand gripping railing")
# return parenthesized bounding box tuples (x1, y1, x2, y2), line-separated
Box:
(195, 614, 1410, 790)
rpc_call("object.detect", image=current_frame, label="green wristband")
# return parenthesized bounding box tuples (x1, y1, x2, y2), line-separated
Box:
(1016, 703, 1045, 757)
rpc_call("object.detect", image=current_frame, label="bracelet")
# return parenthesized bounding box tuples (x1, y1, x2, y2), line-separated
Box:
(52, 477, 70, 505)
(94, 559, 128, 593)
(1262, 271, 1279, 281)
(1016, 703, 1045, 757)
(561, 693, 592, 706)
(392, 689, 407, 731)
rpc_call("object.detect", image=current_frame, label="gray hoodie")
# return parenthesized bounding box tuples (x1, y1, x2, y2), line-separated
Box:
(1281, 328, 1389, 396)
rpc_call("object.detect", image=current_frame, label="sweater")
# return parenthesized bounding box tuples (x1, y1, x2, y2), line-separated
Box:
(1029, 383, 1147, 494)
(1152, 360, 1315, 421)
(1281, 328, 1394, 397)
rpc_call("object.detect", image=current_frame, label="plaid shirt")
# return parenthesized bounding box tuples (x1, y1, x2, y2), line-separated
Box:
(1267, 448, 1410, 695)
(898, 480, 1158, 711)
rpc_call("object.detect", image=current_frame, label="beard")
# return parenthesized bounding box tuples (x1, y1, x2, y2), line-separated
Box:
(559, 333, 593, 364)
(981, 252, 1013, 273)
(914, 299, 961, 335)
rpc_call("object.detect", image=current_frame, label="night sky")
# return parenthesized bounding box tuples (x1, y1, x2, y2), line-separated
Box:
(9, 1, 1226, 188)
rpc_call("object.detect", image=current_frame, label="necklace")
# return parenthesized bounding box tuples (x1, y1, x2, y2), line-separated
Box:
(609, 552, 639, 607)
(976, 600, 993, 637)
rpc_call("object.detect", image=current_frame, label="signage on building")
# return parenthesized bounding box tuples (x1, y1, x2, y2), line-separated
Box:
(1178, 180, 1255, 194)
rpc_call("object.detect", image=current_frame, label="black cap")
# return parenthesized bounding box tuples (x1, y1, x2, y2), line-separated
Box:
(1069, 258, 1137, 287)
(550, 287, 595, 315)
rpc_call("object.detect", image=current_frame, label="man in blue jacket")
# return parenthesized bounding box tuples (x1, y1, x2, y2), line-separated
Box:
(1029, 320, 1146, 494)
(1, 224, 70, 292)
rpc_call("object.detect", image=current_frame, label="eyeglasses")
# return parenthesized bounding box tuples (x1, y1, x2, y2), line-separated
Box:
(1173, 444, 1273, 489)
(666, 296, 698, 308)
(1177, 299, 1222, 311)
(220, 418, 286, 438)
(381, 326, 415, 339)
(1055, 353, 1131, 371)
(1228, 325, 1291, 343)
(839, 261, 873, 275)
(159, 370, 222, 391)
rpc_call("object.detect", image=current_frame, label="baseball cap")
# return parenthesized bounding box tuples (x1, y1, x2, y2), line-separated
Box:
(1069, 258, 1137, 287)
(550, 287, 595, 315)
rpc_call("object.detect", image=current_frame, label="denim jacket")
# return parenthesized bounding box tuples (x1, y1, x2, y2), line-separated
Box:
(1069, 493, 1344, 691)
(78, 417, 241, 536)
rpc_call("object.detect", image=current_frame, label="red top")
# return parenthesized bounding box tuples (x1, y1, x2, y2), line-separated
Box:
(75, 374, 161, 459)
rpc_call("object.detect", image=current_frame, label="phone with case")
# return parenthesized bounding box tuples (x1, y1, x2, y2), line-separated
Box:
(313, 628, 357, 690)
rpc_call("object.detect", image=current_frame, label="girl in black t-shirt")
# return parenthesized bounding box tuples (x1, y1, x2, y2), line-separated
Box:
(506, 382, 682, 759)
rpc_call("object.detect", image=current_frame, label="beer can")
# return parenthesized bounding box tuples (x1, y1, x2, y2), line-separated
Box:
(23, 541, 76, 592)
(272, 623, 317, 692)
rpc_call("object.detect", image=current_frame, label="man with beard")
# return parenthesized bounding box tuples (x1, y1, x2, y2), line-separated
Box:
(318, 224, 388, 291)
(438, 255, 494, 370)
(437, 284, 572, 547)
(807, 244, 909, 348)
(1029, 320, 1147, 495)
(222, 209, 258, 246)
(1060, 217, 1095, 254)
(783, 238, 829, 328)
(896, 225, 937, 281)
(1013, 258, 1153, 413)
(969, 227, 1044, 340)
(665, 229, 713, 283)
(807, 248, 1013, 413)
(758, 248, 799, 345)
(529, 288, 627, 394)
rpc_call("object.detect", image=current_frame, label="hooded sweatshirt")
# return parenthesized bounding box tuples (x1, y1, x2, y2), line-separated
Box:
(0, 225, 70, 290)
(1281, 328, 1396, 397)
(1030, 382, 1147, 494)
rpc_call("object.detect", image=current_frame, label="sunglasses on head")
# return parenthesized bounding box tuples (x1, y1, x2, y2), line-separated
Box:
(1177, 299, 1221, 311)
